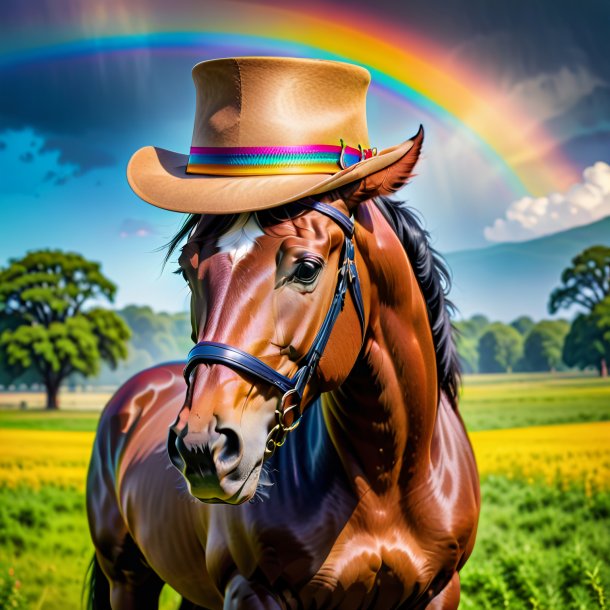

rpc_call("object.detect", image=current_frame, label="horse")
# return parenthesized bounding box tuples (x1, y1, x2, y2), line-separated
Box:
(86, 130, 480, 609)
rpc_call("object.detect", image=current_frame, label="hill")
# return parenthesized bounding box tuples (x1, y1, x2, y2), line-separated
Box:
(444, 216, 610, 321)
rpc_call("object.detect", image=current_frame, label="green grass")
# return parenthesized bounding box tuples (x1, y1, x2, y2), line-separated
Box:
(1, 373, 609, 434)
(459, 373, 610, 431)
(1, 478, 608, 609)
(460, 476, 610, 609)
(0, 487, 90, 610)
(0, 373, 609, 608)
(0, 410, 100, 432)
(0, 486, 180, 610)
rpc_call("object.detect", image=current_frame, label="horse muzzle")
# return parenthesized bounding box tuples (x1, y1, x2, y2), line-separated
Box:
(167, 420, 255, 504)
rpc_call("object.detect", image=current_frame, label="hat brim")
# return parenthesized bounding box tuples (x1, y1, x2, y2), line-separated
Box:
(126, 137, 416, 214)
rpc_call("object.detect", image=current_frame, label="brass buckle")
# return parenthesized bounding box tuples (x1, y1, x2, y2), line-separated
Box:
(264, 389, 303, 457)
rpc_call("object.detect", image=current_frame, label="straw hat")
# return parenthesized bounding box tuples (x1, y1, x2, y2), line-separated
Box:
(127, 56, 417, 214)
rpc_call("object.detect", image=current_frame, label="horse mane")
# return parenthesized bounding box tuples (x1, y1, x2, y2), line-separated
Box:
(162, 196, 461, 407)
(372, 196, 461, 407)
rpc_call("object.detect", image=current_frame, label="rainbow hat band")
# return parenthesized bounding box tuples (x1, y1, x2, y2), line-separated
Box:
(186, 142, 377, 176)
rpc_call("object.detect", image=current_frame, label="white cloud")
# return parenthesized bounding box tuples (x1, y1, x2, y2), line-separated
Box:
(484, 161, 610, 242)
(507, 66, 605, 122)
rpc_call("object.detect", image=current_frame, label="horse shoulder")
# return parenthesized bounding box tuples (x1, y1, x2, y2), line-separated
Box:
(87, 363, 186, 545)
(428, 393, 480, 567)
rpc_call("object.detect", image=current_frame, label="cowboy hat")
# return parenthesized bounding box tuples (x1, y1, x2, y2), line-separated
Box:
(127, 56, 417, 214)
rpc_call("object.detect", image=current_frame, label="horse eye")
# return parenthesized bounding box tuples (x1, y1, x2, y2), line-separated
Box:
(293, 259, 322, 284)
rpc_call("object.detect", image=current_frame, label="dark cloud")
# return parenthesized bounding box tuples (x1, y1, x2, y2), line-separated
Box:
(41, 135, 116, 173)
(1, 0, 608, 175)
(0, 54, 198, 172)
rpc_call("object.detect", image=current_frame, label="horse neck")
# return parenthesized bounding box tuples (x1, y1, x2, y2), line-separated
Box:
(324, 200, 439, 496)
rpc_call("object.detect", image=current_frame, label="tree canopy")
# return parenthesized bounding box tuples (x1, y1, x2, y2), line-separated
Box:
(0, 250, 130, 407)
(549, 246, 610, 314)
(549, 245, 610, 376)
(478, 323, 524, 373)
(523, 320, 570, 372)
(510, 315, 535, 336)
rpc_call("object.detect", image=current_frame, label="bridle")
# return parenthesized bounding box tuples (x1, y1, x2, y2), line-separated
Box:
(183, 200, 366, 457)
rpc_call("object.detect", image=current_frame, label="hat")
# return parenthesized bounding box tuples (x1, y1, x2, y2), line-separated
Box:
(127, 56, 417, 214)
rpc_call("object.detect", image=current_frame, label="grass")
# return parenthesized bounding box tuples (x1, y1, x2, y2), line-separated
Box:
(0, 372, 609, 608)
(460, 476, 610, 609)
(0, 410, 100, 432)
(1, 373, 608, 435)
(1, 478, 607, 609)
(459, 373, 610, 431)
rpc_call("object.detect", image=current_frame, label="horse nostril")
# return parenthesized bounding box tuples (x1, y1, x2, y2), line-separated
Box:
(212, 427, 243, 477)
(167, 426, 185, 470)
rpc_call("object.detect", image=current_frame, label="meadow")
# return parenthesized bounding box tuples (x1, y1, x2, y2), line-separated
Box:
(0, 373, 608, 609)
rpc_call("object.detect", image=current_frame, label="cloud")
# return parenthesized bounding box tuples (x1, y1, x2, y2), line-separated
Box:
(0, 128, 79, 192)
(118, 219, 158, 238)
(485, 161, 610, 242)
(507, 66, 606, 123)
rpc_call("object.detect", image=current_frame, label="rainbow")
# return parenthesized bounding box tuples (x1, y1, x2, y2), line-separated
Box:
(0, 1, 578, 197)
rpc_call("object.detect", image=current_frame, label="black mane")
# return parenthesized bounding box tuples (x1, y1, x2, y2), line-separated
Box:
(373, 196, 460, 406)
(163, 198, 461, 407)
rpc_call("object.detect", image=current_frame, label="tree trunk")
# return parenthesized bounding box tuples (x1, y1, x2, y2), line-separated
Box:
(45, 381, 59, 410)
(601, 358, 608, 378)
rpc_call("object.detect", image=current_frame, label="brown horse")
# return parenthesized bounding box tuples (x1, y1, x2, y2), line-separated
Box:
(86, 131, 480, 609)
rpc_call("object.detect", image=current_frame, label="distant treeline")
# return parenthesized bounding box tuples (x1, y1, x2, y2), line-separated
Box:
(0, 306, 599, 389)
(455, 315, 571, 374)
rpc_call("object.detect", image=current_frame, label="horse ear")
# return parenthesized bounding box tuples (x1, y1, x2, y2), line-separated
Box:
(341, 125, 424, 209)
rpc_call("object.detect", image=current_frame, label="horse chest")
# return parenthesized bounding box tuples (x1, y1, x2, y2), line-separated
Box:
(296, 505, 422, 607)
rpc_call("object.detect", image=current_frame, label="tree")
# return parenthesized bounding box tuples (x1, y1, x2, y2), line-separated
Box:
(478, 323, 524, 373)
(510, 315, 535, 336)
(561, 297, 610, 377)
(549, 246, 610, 314)
(454, 315, 491, 374)
(0, 250, 130, 408)
(549, 246, 610, 376)
(523, 320, 570, 372)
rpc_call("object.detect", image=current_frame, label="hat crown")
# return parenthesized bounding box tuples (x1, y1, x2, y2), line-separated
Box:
(191, 57, 371, 149)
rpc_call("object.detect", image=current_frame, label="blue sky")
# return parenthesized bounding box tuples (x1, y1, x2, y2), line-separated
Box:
(1, 0, 608, 315)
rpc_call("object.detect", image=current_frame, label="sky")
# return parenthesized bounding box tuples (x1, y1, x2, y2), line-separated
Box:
(1, 0, 608, 314)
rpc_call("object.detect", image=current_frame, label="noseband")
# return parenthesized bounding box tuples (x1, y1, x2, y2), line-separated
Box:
(183, 200, 365, 457)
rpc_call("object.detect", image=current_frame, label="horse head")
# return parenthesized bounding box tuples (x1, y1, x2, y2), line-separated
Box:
(168, 128, 423, 504)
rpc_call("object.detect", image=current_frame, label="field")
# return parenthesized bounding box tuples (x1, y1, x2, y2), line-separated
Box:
(0, 373, 608, 609)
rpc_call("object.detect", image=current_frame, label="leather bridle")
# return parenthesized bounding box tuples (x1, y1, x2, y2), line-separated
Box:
(183, 200, 366, 457)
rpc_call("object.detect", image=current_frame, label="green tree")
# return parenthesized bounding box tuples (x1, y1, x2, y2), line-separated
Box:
(0, 250, 130, 408)
(549, 246, 610, 314)
(562, 304, 610, 376)
(510, 315, 535, 336)
(549, 246, 610, 376)
(454, 315, 491, 374)
(523, 320, 570, 372)
(478, 323, 524, 373)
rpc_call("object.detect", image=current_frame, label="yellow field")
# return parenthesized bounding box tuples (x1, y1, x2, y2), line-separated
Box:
(470, 421, 610, 493)
(0, 430, 93, 489)
(0, 421, 609, 491)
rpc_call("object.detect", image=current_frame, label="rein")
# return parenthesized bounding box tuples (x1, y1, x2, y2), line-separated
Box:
(183, 200, 365, 457)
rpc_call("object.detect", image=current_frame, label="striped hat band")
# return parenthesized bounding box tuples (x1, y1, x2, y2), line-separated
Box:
(186, 143, 376, 176)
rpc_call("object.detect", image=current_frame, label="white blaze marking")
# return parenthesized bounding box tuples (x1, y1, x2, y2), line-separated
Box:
(216, 213, 264, 266)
